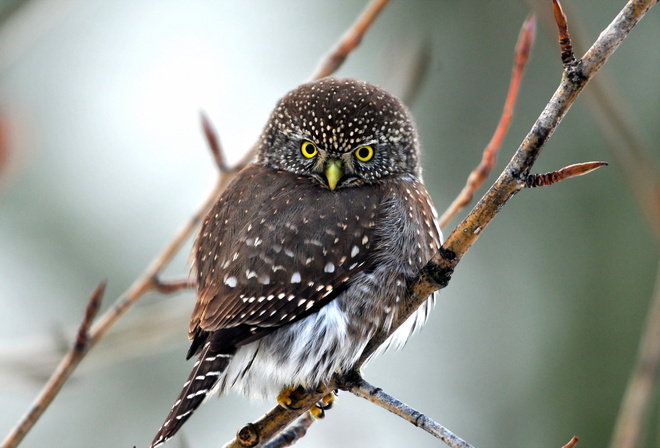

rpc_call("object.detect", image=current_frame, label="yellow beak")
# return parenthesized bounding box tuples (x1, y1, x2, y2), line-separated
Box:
(324, 159, 343, 191)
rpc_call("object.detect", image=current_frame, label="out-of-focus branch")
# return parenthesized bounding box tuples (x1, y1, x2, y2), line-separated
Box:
(610, 264, 660, 448)
(0, 294, 191, 388)
(522, 2, 660, 446)
(220, 1, 658, 447)
(2, 281, 106, 448)
(309, 0, 390, 81)
(438, 14, 535, 229)
(524, 0, 660, 243)
(2, 149, 230, 448)
(2, 94, 256, 448)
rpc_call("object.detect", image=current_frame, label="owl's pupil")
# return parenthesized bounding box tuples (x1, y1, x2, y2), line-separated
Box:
(301, 141, 317, 158)
(357, 146, 373, 161)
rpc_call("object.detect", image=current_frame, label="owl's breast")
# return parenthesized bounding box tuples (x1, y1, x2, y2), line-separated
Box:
(193, 163, 389, 332)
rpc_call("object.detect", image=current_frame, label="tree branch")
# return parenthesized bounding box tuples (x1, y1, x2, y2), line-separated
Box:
(609, 265, 660, 448)
(346, 374, 474, 448)
(219, 1, 658, 447)
(2, 281, 106, 448)
(261, 413, 315, 448)
(309, 0, 390, 81)
(438, 13, 536, 229)
(527, 0, 660, 243)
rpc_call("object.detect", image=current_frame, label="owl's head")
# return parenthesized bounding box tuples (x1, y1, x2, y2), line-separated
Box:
(257, 78, 420, 190)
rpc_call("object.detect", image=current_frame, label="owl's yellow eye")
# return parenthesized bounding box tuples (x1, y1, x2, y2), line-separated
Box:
(354, 145, 374, 162)
(300, 141, 318, 159)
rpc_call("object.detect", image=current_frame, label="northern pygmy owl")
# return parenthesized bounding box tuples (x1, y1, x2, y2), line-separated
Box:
(151, 78, 442, 446)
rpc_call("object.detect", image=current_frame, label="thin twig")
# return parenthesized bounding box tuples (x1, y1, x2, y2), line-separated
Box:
(553, 0, 577, 67)
(261, 413, 315, 448)
(438, 14, 536, 229)
(425, 0, 656, 271)
(398, 39, 432, 108)
(348, 375, 474, 448)
(201, 110, 229, 172)
(219, 2, 658, 446)
(309, 0, 390, 81)
(562, 436, 579, 448)
(526, 5, 660, 443)
(74, 281, 105, 351)
(610, 264, 660, 448)
(525, 161, 608, 188)
(2, 281, 106, 448)
(152, 278, 195, 294)
(526, 0, 660, 243)
(1, 114, 249, 448)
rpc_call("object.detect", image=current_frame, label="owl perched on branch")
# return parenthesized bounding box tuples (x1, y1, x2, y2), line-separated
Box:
(152, 78, 441, 447)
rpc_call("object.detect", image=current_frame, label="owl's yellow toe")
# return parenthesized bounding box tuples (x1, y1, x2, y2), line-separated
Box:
(277, 385, 305, 410)
(310, 392, 336, 419)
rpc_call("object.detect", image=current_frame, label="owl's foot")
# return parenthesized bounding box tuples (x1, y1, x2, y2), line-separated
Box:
(277, 386, 336, 418)
(309, 392, 336, 419)
(277, 385, 307, 411)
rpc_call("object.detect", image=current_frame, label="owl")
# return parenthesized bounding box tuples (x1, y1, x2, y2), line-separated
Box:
(151, 78, 442, 447)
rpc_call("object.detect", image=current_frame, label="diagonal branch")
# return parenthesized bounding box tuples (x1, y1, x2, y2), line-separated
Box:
(220, 1, 658, 447)
(609, 264, 660, 448)
(2, 281, 106, 448)
(527, 0, 660, 243)
(418, 0, 656, 274)
(309, 0, 390, 81)
(439, 13, 536, 229)
(346, 374, 474, 448)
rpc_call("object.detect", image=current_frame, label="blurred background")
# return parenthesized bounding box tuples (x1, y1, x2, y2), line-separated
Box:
(0, 1, 658, 447)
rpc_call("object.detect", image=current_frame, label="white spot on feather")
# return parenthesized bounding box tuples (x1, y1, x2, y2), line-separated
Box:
(224, 276, 237, 287)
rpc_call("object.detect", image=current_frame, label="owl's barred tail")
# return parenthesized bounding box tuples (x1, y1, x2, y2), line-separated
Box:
(151, 342, 234, 447)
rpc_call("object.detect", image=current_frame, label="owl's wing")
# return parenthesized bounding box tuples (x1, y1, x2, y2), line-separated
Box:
(189, 164, 383, 349)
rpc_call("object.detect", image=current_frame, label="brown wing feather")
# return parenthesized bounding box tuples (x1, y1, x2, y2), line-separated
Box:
(190, 164, 383, 340)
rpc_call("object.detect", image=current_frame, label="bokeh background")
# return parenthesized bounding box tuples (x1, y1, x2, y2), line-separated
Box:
(1, 1, 658, 447)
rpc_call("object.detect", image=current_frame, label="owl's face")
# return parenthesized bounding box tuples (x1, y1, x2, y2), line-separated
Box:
(258, 78, 420, 190)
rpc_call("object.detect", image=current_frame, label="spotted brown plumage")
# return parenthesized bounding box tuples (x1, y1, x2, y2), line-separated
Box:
(151, 78, 442, 447)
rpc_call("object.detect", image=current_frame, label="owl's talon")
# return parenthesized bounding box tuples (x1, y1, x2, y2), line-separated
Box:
(310, 392, 336, 419)
(277, 386, 305, 410)
(309, 405, 325, 419)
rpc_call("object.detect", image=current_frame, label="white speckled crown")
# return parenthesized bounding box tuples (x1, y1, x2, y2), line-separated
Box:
(258, 78, 420, 182)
